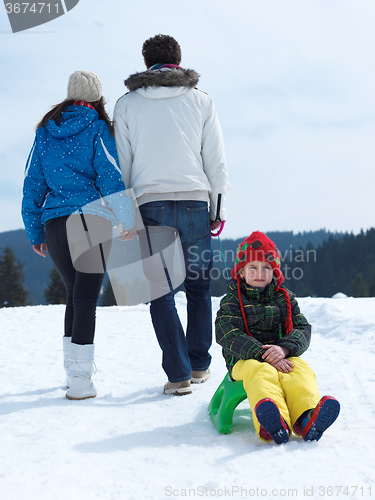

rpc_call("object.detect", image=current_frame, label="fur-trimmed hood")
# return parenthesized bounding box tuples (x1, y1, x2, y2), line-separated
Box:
(125, 68, 199, 91)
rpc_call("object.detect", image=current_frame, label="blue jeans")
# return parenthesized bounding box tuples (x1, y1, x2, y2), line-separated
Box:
(139, 200, 213, 382)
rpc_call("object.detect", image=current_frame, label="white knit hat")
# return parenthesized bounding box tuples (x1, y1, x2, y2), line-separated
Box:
(67, 70, 103, 102)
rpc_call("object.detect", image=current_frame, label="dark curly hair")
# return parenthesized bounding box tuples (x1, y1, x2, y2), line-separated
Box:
(142, 34, 182, 68)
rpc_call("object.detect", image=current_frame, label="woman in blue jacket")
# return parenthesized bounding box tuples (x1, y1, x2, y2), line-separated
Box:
(22, 70, 135, 400)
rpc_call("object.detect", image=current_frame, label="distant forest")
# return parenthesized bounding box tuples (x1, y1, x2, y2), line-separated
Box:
(1, 227, 374, 305)
(210, 228, 375, 298)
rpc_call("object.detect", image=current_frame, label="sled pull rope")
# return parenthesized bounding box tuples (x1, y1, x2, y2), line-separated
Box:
(211, 219, 230, 280)
(218, 235, 231, 280)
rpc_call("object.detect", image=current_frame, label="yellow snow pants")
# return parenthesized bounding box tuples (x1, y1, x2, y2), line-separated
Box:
(232, 357, 320, 441)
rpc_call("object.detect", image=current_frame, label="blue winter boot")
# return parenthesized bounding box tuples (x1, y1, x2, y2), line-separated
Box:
(255, 398, 290, 445)
(302, 396, 340, 441)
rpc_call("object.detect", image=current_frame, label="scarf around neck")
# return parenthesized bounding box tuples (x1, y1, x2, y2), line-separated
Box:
(72, 100, 95, 110)
(148, 63, 184, 71)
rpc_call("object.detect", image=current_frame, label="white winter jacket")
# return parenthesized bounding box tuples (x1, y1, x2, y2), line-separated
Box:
(114, 67, 229, 221)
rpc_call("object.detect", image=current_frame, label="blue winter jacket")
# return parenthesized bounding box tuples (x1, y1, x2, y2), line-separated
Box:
(22, 105, 135, 245)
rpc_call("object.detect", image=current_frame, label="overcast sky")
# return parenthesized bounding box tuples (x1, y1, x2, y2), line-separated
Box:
(1, 0, 374, 240)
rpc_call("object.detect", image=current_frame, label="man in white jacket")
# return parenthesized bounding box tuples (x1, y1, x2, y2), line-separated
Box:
(114, 34, 229, 395)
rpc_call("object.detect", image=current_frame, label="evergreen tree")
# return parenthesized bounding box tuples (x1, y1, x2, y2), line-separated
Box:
(368, 270, 375, 297)
(101, 277, 117, 306)
(0, 246, 29, 307)
(352, 273, 368, 297)
(294, 279, 314, 298)
(44, 267, 66, 304)
(211, 271, 229, 297)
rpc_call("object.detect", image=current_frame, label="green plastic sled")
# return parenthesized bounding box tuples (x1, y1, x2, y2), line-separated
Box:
(208, 372, 248, 434)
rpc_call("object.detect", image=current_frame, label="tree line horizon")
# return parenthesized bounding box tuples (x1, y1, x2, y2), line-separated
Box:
(0, 227, 374, 307)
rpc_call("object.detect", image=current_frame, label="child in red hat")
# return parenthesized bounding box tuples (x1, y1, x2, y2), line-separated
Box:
(215, 231, 340, 444)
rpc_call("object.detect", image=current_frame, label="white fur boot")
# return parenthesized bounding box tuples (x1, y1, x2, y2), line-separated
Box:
(66, 343, 97, 400)
(63, 336, 71, 388)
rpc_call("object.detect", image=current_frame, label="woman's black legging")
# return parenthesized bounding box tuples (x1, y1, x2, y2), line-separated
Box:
(45, 215, 112, 345)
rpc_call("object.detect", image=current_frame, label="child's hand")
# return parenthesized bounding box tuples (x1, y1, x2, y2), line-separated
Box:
(271, 359, 295, 373)
(262, 345, 293, 373)
(262, 345, 290, 364)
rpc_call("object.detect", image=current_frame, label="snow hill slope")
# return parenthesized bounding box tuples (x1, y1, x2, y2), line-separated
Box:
(1, 294, 374, 500)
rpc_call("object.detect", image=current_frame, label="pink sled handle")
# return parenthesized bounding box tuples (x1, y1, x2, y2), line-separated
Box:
(211, 220, 226, 237)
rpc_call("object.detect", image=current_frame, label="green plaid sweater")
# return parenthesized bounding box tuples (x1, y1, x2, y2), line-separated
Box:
(215, 280, 311, 373)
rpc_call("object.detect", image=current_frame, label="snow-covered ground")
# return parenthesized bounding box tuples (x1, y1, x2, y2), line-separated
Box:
(1, 294, 374, 500)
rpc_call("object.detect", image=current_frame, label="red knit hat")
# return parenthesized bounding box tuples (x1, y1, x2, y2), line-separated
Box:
(232, 231, 293, 336)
